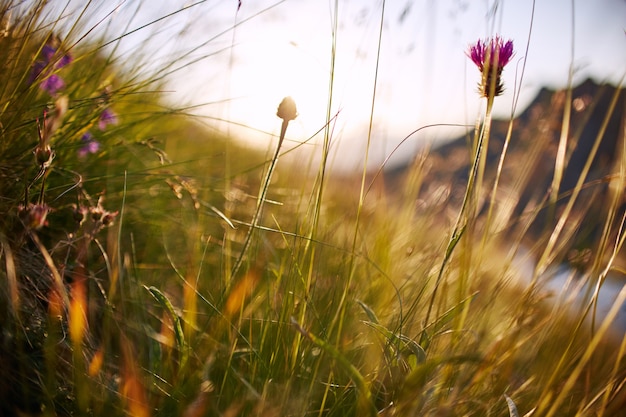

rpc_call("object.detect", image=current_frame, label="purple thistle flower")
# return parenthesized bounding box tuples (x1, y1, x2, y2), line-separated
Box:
(98, 107, 118, 131)
(467, 36, 514, 98)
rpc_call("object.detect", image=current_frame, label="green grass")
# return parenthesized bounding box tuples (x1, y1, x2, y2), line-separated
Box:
(0, 1, 625, 416)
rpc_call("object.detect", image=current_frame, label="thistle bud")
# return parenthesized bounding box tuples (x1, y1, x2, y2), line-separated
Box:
(276, 96, 298, 122)
(34, 144, 54, 168)
(18, 203, 51, 230)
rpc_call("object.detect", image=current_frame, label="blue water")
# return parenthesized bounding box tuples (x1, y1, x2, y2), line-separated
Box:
(543, 265, 626, 333)
(514, 251, 626, 336)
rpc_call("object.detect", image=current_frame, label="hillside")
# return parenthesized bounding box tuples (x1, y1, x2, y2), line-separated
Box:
(385, 78, 625, 270)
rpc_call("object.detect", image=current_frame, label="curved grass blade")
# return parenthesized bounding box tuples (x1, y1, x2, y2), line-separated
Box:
(505, 394, 520, 417)
(145, 285, 188, 371)
(290, 316, 378, 417)
(421, 292, 478, 349)
(362, 321, 427, 365)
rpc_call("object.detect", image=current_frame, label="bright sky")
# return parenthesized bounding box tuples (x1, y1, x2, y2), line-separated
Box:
(68, 0, 626, 170)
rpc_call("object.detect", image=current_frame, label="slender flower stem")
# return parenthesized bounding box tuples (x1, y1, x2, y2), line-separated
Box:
(422, 95, 494, 334)
(230, 124, 285, 279)
(230, 98, 296, 279)
(422, 36, 515, 335)
(473, 96, 495, 214)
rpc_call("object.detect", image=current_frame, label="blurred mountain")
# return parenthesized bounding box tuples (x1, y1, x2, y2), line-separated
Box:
(385, 78, 625, 269)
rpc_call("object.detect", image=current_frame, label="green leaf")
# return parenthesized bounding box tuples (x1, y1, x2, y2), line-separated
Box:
(145, 285, 188, 371)
(291, 317, 378, 417)
(362, 321, 426, 364)
(357, 299, 380, 324)
(421, 292, 477, 349)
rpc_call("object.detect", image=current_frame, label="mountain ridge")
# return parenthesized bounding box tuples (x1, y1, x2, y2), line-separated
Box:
(384, 78, 625, 269)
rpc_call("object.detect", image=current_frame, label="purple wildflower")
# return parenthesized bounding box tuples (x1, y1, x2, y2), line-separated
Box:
(29, 61, 45, 83)
(56, 53, 73, 69)
(467, 36, 514, 98)
(41, 44, 56, 61)
(40, 74, 65, 95)
(30, 36, 73, 96)
(98, 107, 118, 131)
(78, 132, 100, 158)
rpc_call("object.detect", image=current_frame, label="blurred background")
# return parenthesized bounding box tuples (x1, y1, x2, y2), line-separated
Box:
(54, 0, 626, 169)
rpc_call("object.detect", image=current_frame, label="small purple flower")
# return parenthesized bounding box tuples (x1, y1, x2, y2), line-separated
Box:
(56, 53, 73, 69)
(40, 74, 65, 95)
(467, 36, 514, 98)
(41, 44, 56, 61)
(98, 107, 118, 131)
(78, 132, 100, 158)
(30, 36, 73, 96)
(29, 61, 46, 83)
